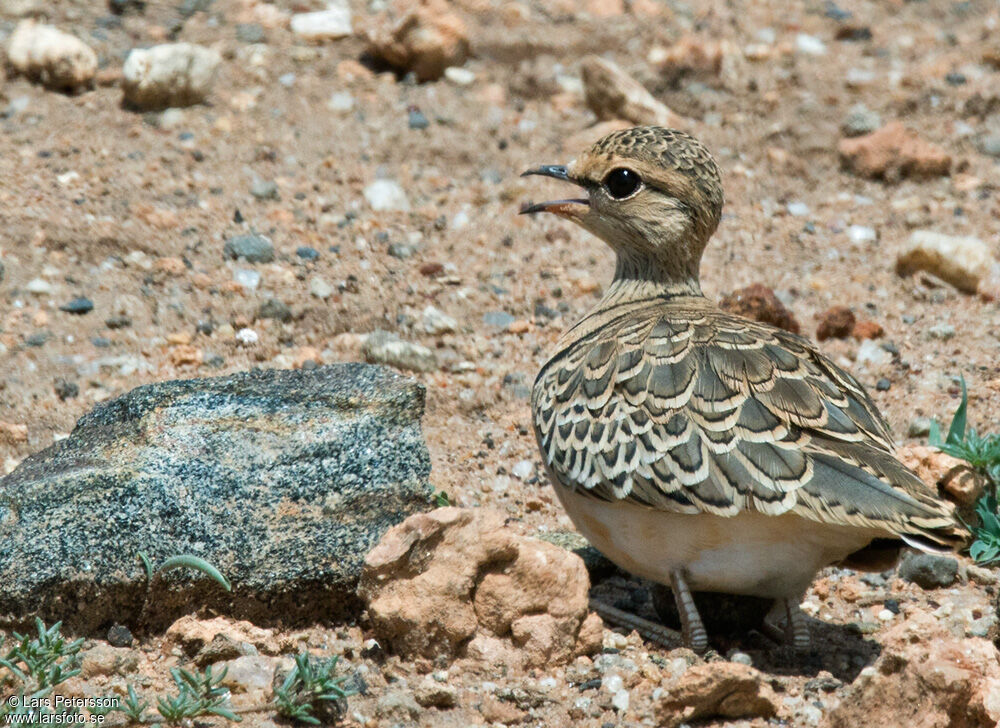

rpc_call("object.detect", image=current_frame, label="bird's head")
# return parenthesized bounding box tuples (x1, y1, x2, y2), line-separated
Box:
(521, 126, 723, 285)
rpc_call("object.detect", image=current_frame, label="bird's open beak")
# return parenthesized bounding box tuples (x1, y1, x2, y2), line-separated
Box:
(519, 165, 589, 220)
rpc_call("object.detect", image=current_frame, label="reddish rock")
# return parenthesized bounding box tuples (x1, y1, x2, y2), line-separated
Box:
(657, 662, 779, 728)
(0, 422, 28, 444)
(163, 615, 278, 656)
(816, 306, 856, 341)
(366, 0, 470, 82)
(897, 444, 986, 509)
(838, 122, 951, 181)
(581, 55, 685, 128)
(653, 36, 728, 81)
(419, 261, 444, 276)
(718, 283, 800, 334)
(852, 319, 884, 339)
(822, 611, 1000, 728)
(358, 507, 598, 667)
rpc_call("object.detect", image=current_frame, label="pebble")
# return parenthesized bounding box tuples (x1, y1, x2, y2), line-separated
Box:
(388, 242, 417, 259)
(59, 297, 93, 314)
(875, 378, 891, 391)
(327, 91, 354, 112)
(363, 179, 410, 212)
(896, 230, 992, 293)
(251, 179, 279, 200)
(482, 311, 516, 328)
(612, 689, 630, 712)
(847, 225, 876, 244)
(408, 107, 430, 130)
(122, 43, 221, 110)
(729, 652, 753, 666)
(235, 328, 259, 346)
(362, 330, 437, 373)
(795, 33, 827, 55)
(978, 135, 1000, 158)
(855, 339, 889, 367)
(26, 278, 54, 295)
(7, 20, 97, 91)
(235, 23, 265, 44)
(444, 66, 475, 85)
(841, 105, 882, 138)
(106, 624, 133, 647)
(511, 460, 534, 480)
(907, 417, 933, 438)
(928, 323, 956, 340)
(421, 306, 457, 335)
(898, 552, 958, 589)
(234, 269, 261, 290)
(258, 298, 292, 322)
(278, 72, 295, 88)
(786, 201, 810, 217)
(296, 246, 319, 261)
(224, 234, 274, 263)
(54, 379, 78, 400)
(310, 277, 334, 300)
(290, 2, 352, 41)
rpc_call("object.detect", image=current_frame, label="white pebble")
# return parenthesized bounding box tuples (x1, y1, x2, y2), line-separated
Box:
(327, 91, 354, 111)
(786, 201, 810, 216)
(235, 328, 259, 345)
(310, 276, 333, 299)
(795, 33, 827, 55)
(602, 674, 624, 693)
(122, 43, 221, 110)
(877, 608, 895, 621)
(290, 2, 352, 41)
(363, 179, 410, 212)
(7, 20, 97, 90)
(856, 339, 889, 367)
(421, 306, 457, 335)
(234, 269, 261, 290)
(444, 66, 475, 85)
(612, 689, 630, 712)
(511, 459, 534, 480)
(847, 225, 877, 244)
(26, 278, 54, 295)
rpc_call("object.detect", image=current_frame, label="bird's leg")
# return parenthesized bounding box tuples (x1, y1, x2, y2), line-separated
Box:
(784, 597, 810, 650)
(670, 569, 708, 653)
(587, 599, 682, 648)
(763, 596, 811, 649)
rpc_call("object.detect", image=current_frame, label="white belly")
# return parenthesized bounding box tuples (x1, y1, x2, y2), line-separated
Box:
(556, 487, 887, 598)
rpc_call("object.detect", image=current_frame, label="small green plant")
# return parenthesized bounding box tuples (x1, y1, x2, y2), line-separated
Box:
(929, 377, 1000, 564)
(433, 489, 452, 507)
(154, 665, 239, 723)
(121, 684, 150, 723)
(274, 653, 357, 725)
(137, 552, 232, 591)
(1, 618, 357, 726)
(0, 619, 84, 721)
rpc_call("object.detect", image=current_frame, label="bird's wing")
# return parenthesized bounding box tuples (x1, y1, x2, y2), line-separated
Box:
(532, 303, 965, 548)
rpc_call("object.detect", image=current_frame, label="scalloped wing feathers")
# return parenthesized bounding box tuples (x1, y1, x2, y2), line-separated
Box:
(532, 299, 965, 548)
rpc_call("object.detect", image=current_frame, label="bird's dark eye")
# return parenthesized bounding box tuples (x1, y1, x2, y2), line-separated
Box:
(603, 168, 641, 199)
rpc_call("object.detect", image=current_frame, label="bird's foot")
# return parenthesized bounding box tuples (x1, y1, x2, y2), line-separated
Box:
(588, 598, 682, 648)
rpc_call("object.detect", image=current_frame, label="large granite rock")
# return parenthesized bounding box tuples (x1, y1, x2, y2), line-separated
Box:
(0, 364, 432, 632)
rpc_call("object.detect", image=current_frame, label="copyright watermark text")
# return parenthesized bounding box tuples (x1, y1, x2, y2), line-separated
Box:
(4, 694, 117, 724)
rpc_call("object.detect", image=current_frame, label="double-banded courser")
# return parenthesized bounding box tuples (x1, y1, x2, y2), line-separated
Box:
(521, 126, 966, 651)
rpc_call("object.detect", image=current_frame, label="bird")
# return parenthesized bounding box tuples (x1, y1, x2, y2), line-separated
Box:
(520, 126, 967, 651)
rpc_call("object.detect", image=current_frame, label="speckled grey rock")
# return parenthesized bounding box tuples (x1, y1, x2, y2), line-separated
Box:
(0, 364, 432, 632)
(897, 552, 959, 589)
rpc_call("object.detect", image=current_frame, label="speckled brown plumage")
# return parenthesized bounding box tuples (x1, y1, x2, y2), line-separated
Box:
(522, 125, 966, 650)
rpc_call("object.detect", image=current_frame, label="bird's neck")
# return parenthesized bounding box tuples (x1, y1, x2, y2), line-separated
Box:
(603, 251, 703, 304)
